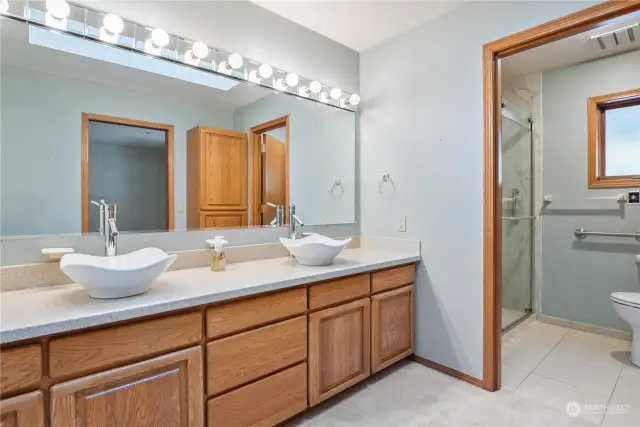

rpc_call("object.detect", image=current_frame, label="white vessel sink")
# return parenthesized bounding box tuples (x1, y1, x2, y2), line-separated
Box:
(60, 248, 178, 299)
(280, 234, 351, 266)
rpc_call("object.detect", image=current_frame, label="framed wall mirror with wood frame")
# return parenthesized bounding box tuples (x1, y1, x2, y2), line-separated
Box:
(0, 19, 356, 238)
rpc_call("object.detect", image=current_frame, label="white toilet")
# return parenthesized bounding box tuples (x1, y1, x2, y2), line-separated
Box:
(611, 292, 640, 367)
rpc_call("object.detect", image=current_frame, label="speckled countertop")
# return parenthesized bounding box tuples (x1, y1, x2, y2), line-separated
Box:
(0, 247, 420, 344)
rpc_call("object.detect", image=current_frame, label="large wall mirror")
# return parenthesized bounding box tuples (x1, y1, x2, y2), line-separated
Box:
(0, 19, 356, 238)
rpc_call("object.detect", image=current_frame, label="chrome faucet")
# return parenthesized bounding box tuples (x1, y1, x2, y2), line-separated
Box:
(267, 202, 285, 227)
(288, 203, 304, 239)
(92, 200, 119, 256)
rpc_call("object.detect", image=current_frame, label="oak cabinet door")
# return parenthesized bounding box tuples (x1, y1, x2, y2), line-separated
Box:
(0, 391, 45, 427)
(371, 285, 415, 373)
(50, 347, 204, 427)
(308, 298, 370, 406)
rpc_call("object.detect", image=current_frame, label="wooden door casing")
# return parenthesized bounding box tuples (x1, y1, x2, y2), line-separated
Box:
(371, 285, 415, 373)
(50, 347, 204, 427)
(308, 298, 371, 406)
(0, 391, 45, 427)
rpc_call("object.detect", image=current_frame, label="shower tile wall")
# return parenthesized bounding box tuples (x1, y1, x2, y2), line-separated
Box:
(502, 73, 543, 317)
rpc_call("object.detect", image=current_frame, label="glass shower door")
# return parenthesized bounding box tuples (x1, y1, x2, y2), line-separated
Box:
(501, 101, 533, 330)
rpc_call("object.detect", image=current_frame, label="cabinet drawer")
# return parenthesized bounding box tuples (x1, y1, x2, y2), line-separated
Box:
(207, 316, 307, 395)
(0, 344, 42, 397)
(207, 362, 307, 427)
(206, 287, 306, 339)
(371, 264, 415, 294)
(49, 312, 202, 381)
(309, 274, 370, 311)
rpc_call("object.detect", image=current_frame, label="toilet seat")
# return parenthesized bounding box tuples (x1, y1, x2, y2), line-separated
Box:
(611, 292, 640, 309)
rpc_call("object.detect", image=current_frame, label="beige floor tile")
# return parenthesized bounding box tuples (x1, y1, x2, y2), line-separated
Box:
(514, 373, 609, 425)
(534, 348, 622, 396)
(501, 361, 532, 392)
(601, 399, 640, 427)
(551, 330, 631, 369)
(610, 365, 640, 409)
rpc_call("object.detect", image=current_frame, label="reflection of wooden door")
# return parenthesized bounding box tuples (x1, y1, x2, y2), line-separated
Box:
(50, 347, 203, 427)
(371, 285, 415, 373)
(0, 391, 45, 427)
(261, 134, 287, 225)
(201, 211, 249, 229)
(308, 298, 370, 406)
(201, 131, 248, 210)
(186, 126, 248, 230)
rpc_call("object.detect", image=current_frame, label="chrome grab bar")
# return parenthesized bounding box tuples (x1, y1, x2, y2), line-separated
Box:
(575, 228, 640, 240)
(502, 216, 536, 221)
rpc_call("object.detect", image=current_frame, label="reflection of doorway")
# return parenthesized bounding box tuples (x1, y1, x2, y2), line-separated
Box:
(81, 113, 174, 233)
(250, 116, 289, 225)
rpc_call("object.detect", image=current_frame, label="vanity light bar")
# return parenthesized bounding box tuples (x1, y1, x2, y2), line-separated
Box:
(0, 0, 360, 111)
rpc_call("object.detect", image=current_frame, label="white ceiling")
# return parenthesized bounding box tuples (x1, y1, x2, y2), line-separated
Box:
(502, 13, 640, 80)
(251, 0, 465, 52)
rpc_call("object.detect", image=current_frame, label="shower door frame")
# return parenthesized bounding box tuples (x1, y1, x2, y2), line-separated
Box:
(481, 0, 640, 392)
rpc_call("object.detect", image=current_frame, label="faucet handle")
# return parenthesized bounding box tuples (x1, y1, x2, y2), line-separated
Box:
(90, 200, 105, 235)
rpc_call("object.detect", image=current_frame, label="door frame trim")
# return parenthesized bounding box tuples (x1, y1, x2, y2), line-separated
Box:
(482, 0, 640, 391)
(81, 113, 175, 233)
(249, 115, 290, 226)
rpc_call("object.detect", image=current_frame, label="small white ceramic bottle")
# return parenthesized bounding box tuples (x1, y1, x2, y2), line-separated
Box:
(207, 236, 228, 272)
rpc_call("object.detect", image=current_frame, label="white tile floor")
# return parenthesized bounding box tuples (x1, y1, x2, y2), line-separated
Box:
(503, 308, 528, 330)
(288, 321, 638, 427)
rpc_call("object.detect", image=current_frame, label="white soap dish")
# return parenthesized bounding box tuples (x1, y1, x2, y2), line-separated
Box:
(41, 248, 75, 261)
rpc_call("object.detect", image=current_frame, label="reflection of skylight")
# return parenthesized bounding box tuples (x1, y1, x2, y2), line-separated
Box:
(605, 104, 640, 176)
(28, 26, 238, 91)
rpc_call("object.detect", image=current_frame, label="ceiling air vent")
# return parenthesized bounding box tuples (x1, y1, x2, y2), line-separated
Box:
(591, 22, 638, 50)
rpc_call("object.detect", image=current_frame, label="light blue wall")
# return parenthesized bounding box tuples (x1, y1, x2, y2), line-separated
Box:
(234, 94, 356, 225)
(0, 65, 233, 236)
(541, 49, 640, 332)
(359, 1, 596, 379)
(89, 143, 167, 233)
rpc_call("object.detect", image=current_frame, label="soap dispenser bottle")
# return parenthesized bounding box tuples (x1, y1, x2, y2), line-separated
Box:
(207, 236, 228, 272)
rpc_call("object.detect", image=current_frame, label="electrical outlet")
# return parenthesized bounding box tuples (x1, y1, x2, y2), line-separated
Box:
(398, 216, 407, 232)
(177, 205, 185, 213)
(324, 213, 331, 224)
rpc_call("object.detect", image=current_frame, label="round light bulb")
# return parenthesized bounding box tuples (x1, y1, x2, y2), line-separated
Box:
(309, 80, 322, 94)
(285, 73, 299, 88)
(348, 94, 361, 106)
(0, 0, 9, 14)
(103, 14, 124, 34)
(258, 63, 273, 79)
(46, 0, 70, 19)
(228, 53, 243, 70)
(192, 41, 209, 59)
(151, 28, 169, 48)
(330, 88, 342, 100)
(184, 50, 200, 66)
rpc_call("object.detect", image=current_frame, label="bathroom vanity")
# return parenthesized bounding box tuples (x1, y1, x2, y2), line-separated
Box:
(0, 250, 419, 427)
